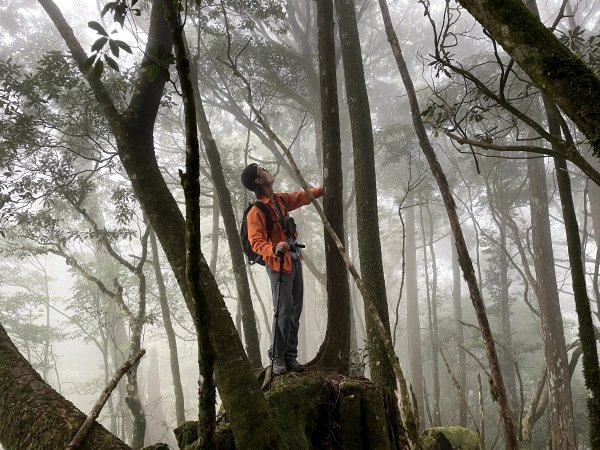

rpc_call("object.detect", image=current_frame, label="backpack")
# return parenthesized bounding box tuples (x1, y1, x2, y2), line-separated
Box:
(240, 196, 287, 266)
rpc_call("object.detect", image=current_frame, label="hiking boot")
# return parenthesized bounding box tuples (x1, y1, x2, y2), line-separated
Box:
(286, 358, 305, 373)
(272, 359, 288, 375)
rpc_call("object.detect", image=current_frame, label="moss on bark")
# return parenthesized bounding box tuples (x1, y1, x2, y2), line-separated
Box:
(420, 427, 479, 450)
(0, 323, 129, 450)
(182, 371, 407, 450)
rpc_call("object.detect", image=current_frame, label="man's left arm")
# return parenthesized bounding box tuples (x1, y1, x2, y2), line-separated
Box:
(280, 187, 324, 212)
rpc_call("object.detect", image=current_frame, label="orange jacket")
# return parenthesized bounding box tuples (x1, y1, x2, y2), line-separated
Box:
(247, 187, 323, 273)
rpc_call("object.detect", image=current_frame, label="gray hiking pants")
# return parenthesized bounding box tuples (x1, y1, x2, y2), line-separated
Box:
(266, 258, 304, 361)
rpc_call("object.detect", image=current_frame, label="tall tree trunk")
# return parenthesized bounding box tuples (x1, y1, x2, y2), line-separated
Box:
(309, 0, 352, 373)
(496, 187, 517, 410)
(377, 3, 519, 446)
(209, 193, 220, 274)
(424, 203, 441, 427)
(543, 97, 600, 448)
(334, 0, 395, 388)
(163, 2, 217, 447)
(526, 140, 577, 449)
(149, 229, 186, 425)
(0, 322, 130, 449)
(406, 199, 423, 416)
(189, 38, 262, 369)
(451, 236, 467, 427)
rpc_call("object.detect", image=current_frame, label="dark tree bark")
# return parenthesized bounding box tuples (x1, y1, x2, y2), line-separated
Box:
(149, 229, 186, 425)
(162, 1, 218, 447)
(334, 0, 396, 389)
(36, 1, 281, 448)
(456, 0, 600, 150)
(309, 0, 352, 374)
(377, 2, 519, 447)
(0, 322, 130, 450)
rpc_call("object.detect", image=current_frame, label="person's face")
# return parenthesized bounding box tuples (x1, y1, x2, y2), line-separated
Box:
(255, 166, 275, 189)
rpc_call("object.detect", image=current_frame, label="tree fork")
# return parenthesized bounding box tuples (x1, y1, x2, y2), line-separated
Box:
(376, 2, 519, 447)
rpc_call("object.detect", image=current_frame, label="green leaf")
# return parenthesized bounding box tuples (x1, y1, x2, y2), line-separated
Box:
(94, 59, 104, 78)
(109, 40, 120, 57)
(88, 21, 108, 36)
(83, 54, 96, 71)
(104, 55, 119, 72)
(114, 40, 132, 54)
(91, 37, 108, 52)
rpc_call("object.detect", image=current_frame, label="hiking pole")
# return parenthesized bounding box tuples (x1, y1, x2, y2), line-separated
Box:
(269, 251, 285, 390)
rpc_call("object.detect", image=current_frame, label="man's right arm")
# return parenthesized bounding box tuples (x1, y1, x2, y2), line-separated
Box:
(247, 207, 276, 266)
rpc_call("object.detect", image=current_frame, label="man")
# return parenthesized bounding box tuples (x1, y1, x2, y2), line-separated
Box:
(241, 163, 323, 375)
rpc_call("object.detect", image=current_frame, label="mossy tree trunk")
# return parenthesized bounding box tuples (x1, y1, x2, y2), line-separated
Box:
(309, 0, 352, 374)
(456, 0, 600, 150)
(334, 0, 396, 389)
(36, 1, 282, 448)
(544, 99, 600, 448)
(0, 322, 130, 450)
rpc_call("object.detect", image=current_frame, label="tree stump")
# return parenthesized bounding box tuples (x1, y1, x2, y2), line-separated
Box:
(176, 371, 407, 449)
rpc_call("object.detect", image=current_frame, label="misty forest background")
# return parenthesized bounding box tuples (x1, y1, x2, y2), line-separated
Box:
(1, 0, 600, 449)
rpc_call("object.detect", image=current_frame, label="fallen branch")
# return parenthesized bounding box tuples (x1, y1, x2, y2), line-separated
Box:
(66, 349, 146, 450)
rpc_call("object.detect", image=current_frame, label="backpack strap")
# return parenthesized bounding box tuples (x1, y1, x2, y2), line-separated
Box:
(253, 201, 274, 239)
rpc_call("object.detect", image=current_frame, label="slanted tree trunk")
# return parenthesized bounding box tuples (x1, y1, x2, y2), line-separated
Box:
(334, 0, 395, 389)
(37, 1, 281, 448)
(188, 37, 262, 369)
(149, 229, 186, 425)
(455, 0, 600, 149)
(377, 3, 519, 446)
(0, 322, 130, 450)
(309, 0, 352, 373)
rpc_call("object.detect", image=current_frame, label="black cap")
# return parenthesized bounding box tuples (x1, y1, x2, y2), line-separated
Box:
(241, 163, 258, 192)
